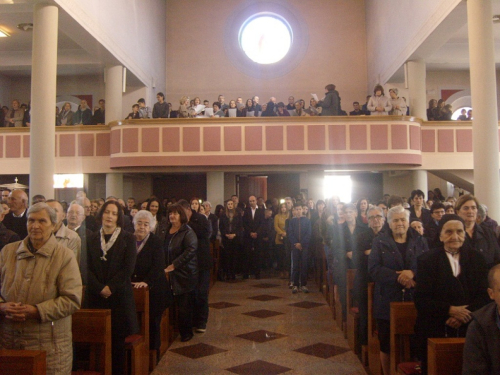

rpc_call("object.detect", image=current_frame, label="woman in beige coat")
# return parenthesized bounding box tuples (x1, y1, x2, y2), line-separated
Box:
(0, 203, 82, 375)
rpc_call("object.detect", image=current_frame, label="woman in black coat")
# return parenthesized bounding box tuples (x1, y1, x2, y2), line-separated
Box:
(85, 200, 139, 375)
(219, 199, 243, 281)
(131, 210, 170, 357)
(164, 203, 198, 342)
(414, 214, 490, 374)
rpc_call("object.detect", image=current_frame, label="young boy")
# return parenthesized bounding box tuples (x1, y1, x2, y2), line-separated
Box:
(288, 203, 311, 293)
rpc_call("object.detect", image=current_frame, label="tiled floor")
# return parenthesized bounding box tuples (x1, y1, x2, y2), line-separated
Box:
(153, 277, 367, 374)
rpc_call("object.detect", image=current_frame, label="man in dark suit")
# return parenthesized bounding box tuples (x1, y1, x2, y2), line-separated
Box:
(3, 189, 28, 239)
(242, 195, 265, 279)
(424, 202, 445, 246)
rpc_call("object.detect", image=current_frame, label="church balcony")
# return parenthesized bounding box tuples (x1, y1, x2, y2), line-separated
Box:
(0, 117, 487, 174)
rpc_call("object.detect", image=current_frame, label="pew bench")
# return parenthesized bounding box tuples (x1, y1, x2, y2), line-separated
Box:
(0, 349, 46, 375)
(390, 302, 419, 375)
(346, 269, 359, 353)
(72, 309, 112, 375)
(368, 283, 382, 375)
(427, 338, 465, 375)
(126, 287, 150, 375)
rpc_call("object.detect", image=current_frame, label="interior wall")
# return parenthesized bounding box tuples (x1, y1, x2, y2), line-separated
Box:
(166, 0, 368, 108)
(0, 74, 11, 106)
(382, 171, 416, 200)
(123, 174, 153, 203)
(365, 0, 461, 88)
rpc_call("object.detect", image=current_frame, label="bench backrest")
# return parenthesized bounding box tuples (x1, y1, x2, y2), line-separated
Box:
(427, 337, 465, 375)
(0, 349, 46, 375)
(390, 302, 418, 375)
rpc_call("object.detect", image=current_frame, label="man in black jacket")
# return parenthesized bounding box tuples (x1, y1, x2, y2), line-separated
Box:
(178, 199, 212, 333)
(3, 189, 28, 239)
(242, 195, 265, 279)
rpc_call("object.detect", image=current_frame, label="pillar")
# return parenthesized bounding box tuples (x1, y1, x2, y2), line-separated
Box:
(307, 170, 325, 201)
(406, 60, 427, 119)
(412, 170, 428, 197)
(29, 3, 58, 200)
(207, 172, 224, 207)
(105, 65, 123, 123)
(106, 173, 123, 200)
(467, 0, 500, 220)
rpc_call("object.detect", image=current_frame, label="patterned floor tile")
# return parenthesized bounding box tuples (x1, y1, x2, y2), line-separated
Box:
(242, 309, 285, 319)
(293, 342, 351, 359)
(169, 342, 227, 359)
(226, 360, 292, 374)
(247, 294, 282, 301)
(236, 329, 287, 343)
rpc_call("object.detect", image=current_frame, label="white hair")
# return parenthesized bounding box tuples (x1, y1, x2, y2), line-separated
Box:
(133, 210, 154, 227)
(387, 205, 410, 223)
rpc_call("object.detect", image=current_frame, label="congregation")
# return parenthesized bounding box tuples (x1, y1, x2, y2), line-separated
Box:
(0, 83, 471, 127)
(0, 184, 499, 374)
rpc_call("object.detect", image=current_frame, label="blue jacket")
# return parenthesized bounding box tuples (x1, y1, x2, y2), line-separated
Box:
(288, 216, 311, 249)
(368, 229, 427, 320)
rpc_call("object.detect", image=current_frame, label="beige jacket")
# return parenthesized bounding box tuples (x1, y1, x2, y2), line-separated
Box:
(0, 235, 82, 375)
(54, 224, 81, 265)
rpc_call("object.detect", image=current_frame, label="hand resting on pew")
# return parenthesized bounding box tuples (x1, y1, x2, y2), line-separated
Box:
(133, 282, 148, 288)
(448, 305, 471, 323)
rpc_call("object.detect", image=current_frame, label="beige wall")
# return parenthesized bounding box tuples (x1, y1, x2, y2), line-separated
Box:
(166, 0, 368, 108)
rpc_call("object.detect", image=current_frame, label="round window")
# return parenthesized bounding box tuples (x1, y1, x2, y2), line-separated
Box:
(239, 14, 292, 64)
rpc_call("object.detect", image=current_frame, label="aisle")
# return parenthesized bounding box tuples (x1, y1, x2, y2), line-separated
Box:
(153, 277, 367, 374)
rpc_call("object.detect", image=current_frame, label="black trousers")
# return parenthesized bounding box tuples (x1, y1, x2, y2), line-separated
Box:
(175, 290, 195, 338)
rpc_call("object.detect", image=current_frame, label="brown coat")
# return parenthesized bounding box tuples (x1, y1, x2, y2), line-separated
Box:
(0, 235, 82, 375)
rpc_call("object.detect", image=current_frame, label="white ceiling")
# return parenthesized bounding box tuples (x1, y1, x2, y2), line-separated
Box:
(0, 1, 143, 85)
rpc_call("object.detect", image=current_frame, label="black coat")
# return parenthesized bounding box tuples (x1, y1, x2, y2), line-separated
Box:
(2, 210, 27, 239)
(188, 211, 212, 271)
(132, 234, 170, 315)
(164, 223, 198, 295)
(207, 213, 218, 242)
(242, 207, 264, 238)
(85, 229, 139, 338)
(0, 222, 20, 250)
(415, 247, 489, 338)
(409, 206, 432, 228)
(462, 223, 500, 269)
(219, 213, 243, 248)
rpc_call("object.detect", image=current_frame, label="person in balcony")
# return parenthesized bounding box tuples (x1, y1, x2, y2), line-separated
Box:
(276, 102, 290, 116)
(178, 96, 194, 118)
(318, 84, 340, 116)
(58, 102, 74, 126)
(6, 99, 25, 127)
(125, 104, 141, 119)
(307, 97, 322, 116)
(153, 92, 170, 118)
(427, 99, 437, 120)
(292, 101, 309, 117)
(388, 88, 407, 116)
(367, 84, 392, 115)
(73, 100, 92, 125)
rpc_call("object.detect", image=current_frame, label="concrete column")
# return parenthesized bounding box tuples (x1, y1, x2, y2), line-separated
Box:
(307, 170, 325, 202)
(106, 173, 123, 199)
(406, 60, 427, 119)
(412, 170, 428, 197)
(467, 0, 500, 220)
(207, 172, 224, 207)
(29, 3, 58, 200)
(105, 65, 123, 123)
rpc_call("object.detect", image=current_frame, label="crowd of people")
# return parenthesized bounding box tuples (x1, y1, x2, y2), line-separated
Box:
(0, 185, 499, 374)
(1, 84, 473, 128)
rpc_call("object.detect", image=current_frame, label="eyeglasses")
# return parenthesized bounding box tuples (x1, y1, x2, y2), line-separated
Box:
(368, 215, 383, 220)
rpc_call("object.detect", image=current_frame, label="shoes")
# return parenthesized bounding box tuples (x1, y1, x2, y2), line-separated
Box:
(301, 286, 309, 293)
(292, 286, 299, 294)
(181, 333, 194, 342)
(288, 282, 294, 289)
(195, 327, 206, 333)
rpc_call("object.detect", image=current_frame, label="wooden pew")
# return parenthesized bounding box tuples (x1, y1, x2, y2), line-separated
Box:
(72, 309, 112, 375)
(390, 302, 419, 375)
(346, 269, 359, 354)
(125, 287, 149, 375)
(334, 283, 344, 333)
(427, 338, 465, 375)
(0, 350, 46, 375)
(368, 282, 382, 375)
(159, 308, 170, 356)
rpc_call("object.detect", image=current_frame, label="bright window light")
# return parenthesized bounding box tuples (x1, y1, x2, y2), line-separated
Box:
(0, 29, 10, 37)
(323, 175, 352, 203)
(53, 174, 84, 189)
(239, 15, 292, 64)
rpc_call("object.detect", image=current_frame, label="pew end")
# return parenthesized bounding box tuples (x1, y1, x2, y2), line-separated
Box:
(427, 338, 465, 375)
(0, 349, 46, 375)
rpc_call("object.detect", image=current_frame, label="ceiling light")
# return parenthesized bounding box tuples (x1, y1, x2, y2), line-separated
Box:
(17, 23, 33, 31)
(493, 15, 500, 23)
(0, 29, 10, 37)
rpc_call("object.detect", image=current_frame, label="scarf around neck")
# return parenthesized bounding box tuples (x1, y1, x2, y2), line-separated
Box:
(100, 227, 121, 261)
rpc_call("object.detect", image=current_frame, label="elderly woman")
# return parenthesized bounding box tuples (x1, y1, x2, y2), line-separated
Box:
(368, 205, 428, 375)
(414, 214, 490, 374)
(164, 204, 198, 342)
(85, 200, 138, 374)
(0, 203, 82, 375)
(455, 194, 500, 269)
(178, 96, 193, 118)
(131, 210, 170, 358)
